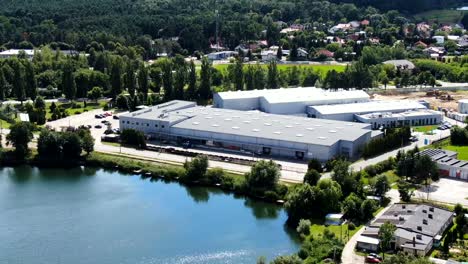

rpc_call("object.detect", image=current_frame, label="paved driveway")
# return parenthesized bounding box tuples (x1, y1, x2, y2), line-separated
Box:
(414, 178, 468, 207)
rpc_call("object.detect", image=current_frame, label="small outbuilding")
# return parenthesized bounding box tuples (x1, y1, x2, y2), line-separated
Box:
(356, 235, 379, 252)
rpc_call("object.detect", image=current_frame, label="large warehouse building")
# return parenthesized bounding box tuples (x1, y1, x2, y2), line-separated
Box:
(213, 87, 370, 115)
(307, 100, 428, 121)
(119, 100, 375, 161)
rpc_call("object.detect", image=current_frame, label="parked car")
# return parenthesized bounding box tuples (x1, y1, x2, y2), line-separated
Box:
(368, 253, 382, 260)
(365, 256, 381, 263)
(95, 114, 102, 119)
(101, 120, 110, 124)
(410, 136, 418, 142)
(113, 115, 119, 120)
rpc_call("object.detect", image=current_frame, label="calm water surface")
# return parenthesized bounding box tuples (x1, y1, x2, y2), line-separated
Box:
(0, 166, 299, 264)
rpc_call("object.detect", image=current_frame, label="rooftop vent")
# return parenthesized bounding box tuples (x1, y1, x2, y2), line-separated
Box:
(252, 129, 260, 132)
(399, 216, 404, 221)
(205, 116, 213, 119)
(417, 226, 422, 231)
(232, 126, 240, 130)
(402, 205, 406, 209)
(318, 136, 327, 140)
(423, 209, 427, 213)
(428, 214, 433, 219)
(306, 128, 315, 131)
(224, 118, 232, 121)
(243, 120, 251, 124)
(429, 207, 434, 212)
(285, 125, 293, 128)
(423, 219, 428, 225)
(296, 134, 304, 137)
(192, 122, 199, 125)
(212, 124, 219, 127)
(329, 130, 337, 133)
(264, 123, 272, 126)
(274, 131, 282, 135)
(416, 234, 422, 240)
(314, 124, 322, 127)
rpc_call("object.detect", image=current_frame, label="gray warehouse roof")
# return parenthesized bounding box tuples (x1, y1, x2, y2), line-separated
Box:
(215, 87, 370, 103)
(308, 100, 427, 115)
(171, 107, 372, 146)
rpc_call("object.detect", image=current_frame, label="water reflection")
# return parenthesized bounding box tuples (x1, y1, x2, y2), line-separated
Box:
(7, 166, 34, 183)
(244, 199, 281, 219)
(185, 185, 210, 203)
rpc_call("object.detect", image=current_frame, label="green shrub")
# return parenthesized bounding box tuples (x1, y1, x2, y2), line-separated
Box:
(296, 219, 312, 236)
(348, 222, 356, 230)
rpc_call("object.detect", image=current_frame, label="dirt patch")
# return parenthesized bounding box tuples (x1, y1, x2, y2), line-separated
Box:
(372, 90, 468, 111)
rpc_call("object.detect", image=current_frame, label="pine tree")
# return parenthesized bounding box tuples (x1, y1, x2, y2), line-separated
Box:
(110, 56, 124, 99)
(267, 60, 279, 89)
(24, 60, 37, 100)
(187, 60, 197, 100)
(161, 59, 173, 101)
(198, 57, 211, 100)
(62, 60, 76, 100)
(125, 62, 136, 97)
(233, 58, 244, 91)
(11, 59, 26, 103)
(174, 60, 186, 100)
(137, 63, 149, 102)
(0, 68, 6, 101)
(245, 65, 255, 90)
(253, 66, 265, 90)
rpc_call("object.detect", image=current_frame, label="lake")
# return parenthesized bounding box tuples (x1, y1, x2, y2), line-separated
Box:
(0, 166, 299, 264)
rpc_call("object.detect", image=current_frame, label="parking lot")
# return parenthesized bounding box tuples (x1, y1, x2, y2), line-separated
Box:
(414, 178, 468, 207)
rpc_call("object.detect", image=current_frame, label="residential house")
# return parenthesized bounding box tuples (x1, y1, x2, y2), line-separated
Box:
(329, 23, 353, 34)
(417, 23, 432, 38)
(358, 203, 454, 256)
(297, 48, 309, 59)
(316, 49, 334, 58)
(207, 51, 238, 60)
(414, 41, 428, 49)
(261, 50, 278, 61)
(432, 35, 445, 45)
(361, 20, 370, 27)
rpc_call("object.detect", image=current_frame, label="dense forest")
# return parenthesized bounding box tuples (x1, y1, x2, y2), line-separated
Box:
(0, 0, 466, 53)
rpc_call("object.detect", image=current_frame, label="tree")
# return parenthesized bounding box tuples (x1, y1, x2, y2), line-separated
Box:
(161, 59, 173, 101)
(62, 132, 83, 159)
(62, 60, 76, 100)
(342, 192, 363, 220)
(397, 181, 414, 202)
(6, 122, 34, 158)
(267, 60, 279, 89)
(308, 158, 323, 173)
(331, 160, 351, 183)
(137, 64, 149, 101)
(253, 66, 265, 90)
(256, 256, 267, 264)
(183, 155, 209, 182)
(373, 174, 390, 196)
(110, 56, 124, 98)
(186, 60, 197, 100)
(87, 86, 103, 102)
(120, 129, 146, 148)
(125, 62, 136, 97)
(414, 155, 439, 185)
(245, 160, 280, 190)
(198, 57, 211, 100)
(285, 184, 317, 224)
(290, 43, 298, 61)
(245, 65, 255, 91)
(173, 58, 186, 100)
(303, 169, 321, 186)
(81, 132, 95, 155)
(270, 255, 302, 264)
(37, 129, 62, 160)
(0, 68, 6, 100)
(360, 199, 377, 221)
(116, 94, 129, 110)
(378, 70, 389, 89)
(277, 46, 283, 60)
(296, 219, 311, 236)
(379, 221, 396, 259)
(34, 96, 46, 109)
(454, 203, 464, 216)
(11, 59, 26, 103)
(232, 58, 244, 91)
(24, 60, 37, 100)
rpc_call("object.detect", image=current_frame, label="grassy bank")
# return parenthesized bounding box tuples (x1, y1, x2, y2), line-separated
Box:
(431, 139, 468, 160)
(212, 63, 346, 78)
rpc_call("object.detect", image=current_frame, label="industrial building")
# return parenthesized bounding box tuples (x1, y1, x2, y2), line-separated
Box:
(355, 110, 443, 129)
(119, 100, 375, 161)
(446, 99, 468, 122)
(307, 100, 428, 121)
(213, 87, 370, 115)
(420, 149, 468, 181)
(358, 203, 453, 256)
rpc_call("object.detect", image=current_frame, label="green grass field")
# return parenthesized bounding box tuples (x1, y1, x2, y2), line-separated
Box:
(443, 145, 468, 160)
(212, 63, 346, 78)
(308, 218, 361, 241)
(414, 9, 467, 24)
(45, 101, 104, 119)
(413, 125, 438, 134)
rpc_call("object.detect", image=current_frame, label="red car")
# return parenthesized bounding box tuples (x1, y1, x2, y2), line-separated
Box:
(365, 256, 381, 263)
